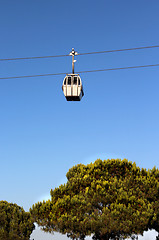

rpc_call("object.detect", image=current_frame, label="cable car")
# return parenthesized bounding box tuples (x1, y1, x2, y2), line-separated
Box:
(62, 74, 84, 101)
(62, 48, 84, 101)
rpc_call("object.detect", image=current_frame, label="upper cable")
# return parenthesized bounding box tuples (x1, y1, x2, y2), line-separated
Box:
(0, 45, 159, 61)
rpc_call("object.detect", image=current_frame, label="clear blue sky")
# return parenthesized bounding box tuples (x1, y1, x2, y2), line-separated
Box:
(0, 1, 159, 239)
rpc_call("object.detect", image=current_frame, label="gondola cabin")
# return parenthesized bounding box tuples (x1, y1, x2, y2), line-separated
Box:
(62, 74, 84, 101)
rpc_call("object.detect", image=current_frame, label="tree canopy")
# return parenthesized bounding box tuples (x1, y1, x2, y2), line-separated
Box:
(31, 159, 159, 240)
(0, 201, 35, 240)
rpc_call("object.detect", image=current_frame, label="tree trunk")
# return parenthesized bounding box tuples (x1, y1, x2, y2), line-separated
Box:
(100, 235, 110, 240)
(93, 232, 111, 240)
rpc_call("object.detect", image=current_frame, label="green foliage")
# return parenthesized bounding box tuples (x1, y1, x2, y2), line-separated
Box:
(0, 201, 35, 240)
(31, 159, 159, 240)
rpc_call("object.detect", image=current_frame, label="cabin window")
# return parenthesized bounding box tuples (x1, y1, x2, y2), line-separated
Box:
(78, 78, 81, 85)
(64, 78, 66, 85)
(74, 77, 77, 85)
(68, 77, 71, 85)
